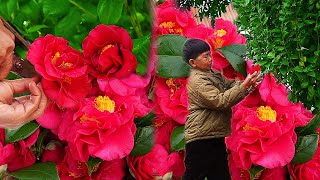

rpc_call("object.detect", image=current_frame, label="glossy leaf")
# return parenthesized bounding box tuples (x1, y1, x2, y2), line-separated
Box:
(9, 162, 59, 180)
(296, 114, 320, 136)
(134, 111, 156, 127)
(5, 121, 40, 143)
(291, 134, 319, 164)
(170, 126, 186, 152)
(248, 165, 264, 180)
(130, 126, 154, 156)
(218, 44, 247, 77)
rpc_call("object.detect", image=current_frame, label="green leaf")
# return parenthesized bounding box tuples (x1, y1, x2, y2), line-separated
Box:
(86, 157, 103, 176)
(157, 55, 191, 78)
(296, 114, 320, 136)
(291, 134, 319, 164)
(9, 162, 59, 180)
(134, 111, 156, 127)
(35, 129, 48, 159)
(170, 126, 186, 152)
(248, 165, 264, 180)
(43, 0, 70, 18)
(218, 44, 247, 77)
(157, 35, 187, 56)
(97, 0, 124, 24)
(132, 34, 151, 75)
(54, 8, 81, 41)
(156, 35, 190, 78)
(130, 126, 154, 156)
(5, 121, 39, 143)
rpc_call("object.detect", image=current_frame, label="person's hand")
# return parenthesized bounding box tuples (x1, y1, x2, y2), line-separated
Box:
(0, 77, 48, 128)
(241, 71, 261, 90)
(0, 19, 15, 80)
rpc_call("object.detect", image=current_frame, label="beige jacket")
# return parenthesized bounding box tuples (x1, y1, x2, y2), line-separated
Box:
(185, 69, 248, 143)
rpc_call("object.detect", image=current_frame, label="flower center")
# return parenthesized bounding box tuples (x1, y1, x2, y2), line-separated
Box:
(242, 124, 262, 133)
(58, 62, 73, 68)
(51, 52, 61, 65)
(215, 29, 227, 37)
(62, 75, 72, 84)
(94, 96, 115, 113)
(159, 21, 183, 34)
(214, 38, 225, 49)
(99, 44, 114, 54)
(256, 106, 277, 122)
(80, 114, 98, 124)
(166, 78, 180, 98)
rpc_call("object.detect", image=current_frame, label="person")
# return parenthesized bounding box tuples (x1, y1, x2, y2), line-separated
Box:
(0, 19, 48, 129)
(182, 38, 260, 180)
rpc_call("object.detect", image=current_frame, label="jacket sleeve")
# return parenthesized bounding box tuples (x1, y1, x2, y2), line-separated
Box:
(196, 76, 248, 110)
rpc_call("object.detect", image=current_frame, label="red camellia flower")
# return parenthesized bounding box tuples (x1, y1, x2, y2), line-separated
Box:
(57, 147, 90, 180)
(246, 60, 261, 75)
(69, 95, 137, 162)
(127, 144, 185, 180)
(184, 24, 214, 40)
(27, 35, 90, 109)
(206, 18, 247, 80)
(90, 159, 126, 180)
(153, 77, 189, 124)
(155, 0, 197, 36)
(82, 25, 137, 79)
(226, 74, 313, 170)
(97, 73, 152, 117)
(0, 129, 39, 171)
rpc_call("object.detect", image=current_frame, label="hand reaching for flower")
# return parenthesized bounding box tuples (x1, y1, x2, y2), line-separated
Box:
(240, 71, 261, 90)
(0, 18, 15, 80)
(0, 77, 48, 128)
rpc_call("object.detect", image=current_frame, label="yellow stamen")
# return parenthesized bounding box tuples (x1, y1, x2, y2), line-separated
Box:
(52, 52, 61, 65)
(94, 96, 115, 113)
(159, 21, 175, 29)
(214, 38, 225, 49)
(58, 62, 73, 68)
(62, 76, 72, 84)
(99, 44, 114, 54)
(242, 124, 262, 133)
(69, 172, 75, 177)
(80, 114, 98, 124)
(166, 78, 179, 98)
(215, 29, 227, 37)
(256, 106, 277, 122)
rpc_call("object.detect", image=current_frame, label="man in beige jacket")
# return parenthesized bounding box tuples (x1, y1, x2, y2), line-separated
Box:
(182, 39, 260, 180)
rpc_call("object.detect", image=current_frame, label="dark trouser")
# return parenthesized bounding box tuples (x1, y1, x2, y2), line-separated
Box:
(182, 138, 230, 180)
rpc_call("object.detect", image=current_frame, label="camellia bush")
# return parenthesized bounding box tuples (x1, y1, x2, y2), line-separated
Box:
(0, 0, 320, 180)
(232, 0, 320, 113)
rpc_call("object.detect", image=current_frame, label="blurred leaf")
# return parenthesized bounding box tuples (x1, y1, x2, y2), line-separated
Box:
(97, 0, 124, 24)
(218, 44, 247, 76)
(248, 165, 264, 180)
(86, 157, 103, 176)
(5, 121, 39, 143)
(54, 8, 81, 42)
(9, 162, 58, 179)
(170, 126, 186, 152)
(132, 34, 151, 75)
(130, 126, 154, 156)
(43, 0, 70, 18)
(35, 129, 48, 159)
(157, 35, 190, 78)
(26, 25, 48, 33)
(291, 134, 319, 164)
(134, 111, 155, 127)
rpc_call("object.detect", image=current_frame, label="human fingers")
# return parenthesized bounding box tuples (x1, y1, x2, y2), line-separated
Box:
(5, 77, 40, 95)
(25, 83, 49, 120)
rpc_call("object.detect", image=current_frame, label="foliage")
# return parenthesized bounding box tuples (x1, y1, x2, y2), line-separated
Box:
(233, 0, 320, 112)
(176, 0, 230, 19)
